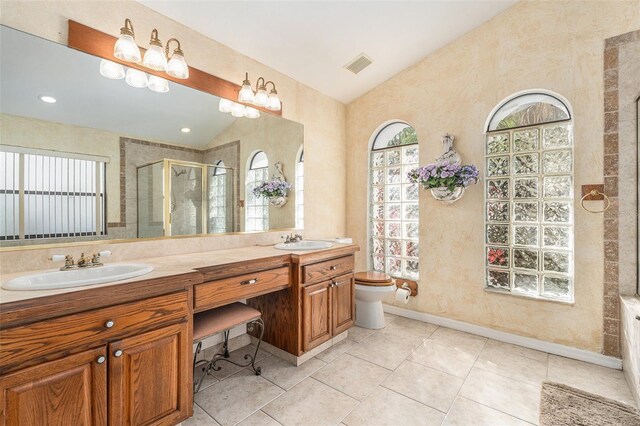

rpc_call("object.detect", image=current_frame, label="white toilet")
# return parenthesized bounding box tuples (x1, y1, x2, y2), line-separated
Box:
(354, 271, 396, 329)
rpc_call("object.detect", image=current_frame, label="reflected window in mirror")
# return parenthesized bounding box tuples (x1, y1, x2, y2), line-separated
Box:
(295, 147, 304, 229)
(209, 160, 227, 234)
(246, 151, 269, 232)
(0, 147, 106, 242)
(369, 122, 420, 280)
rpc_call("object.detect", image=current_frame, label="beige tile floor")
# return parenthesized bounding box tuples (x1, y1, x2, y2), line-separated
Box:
(185, 313, 637, 426)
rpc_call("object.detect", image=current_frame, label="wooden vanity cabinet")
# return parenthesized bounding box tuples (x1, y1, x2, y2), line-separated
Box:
(0, 290, 192, 426)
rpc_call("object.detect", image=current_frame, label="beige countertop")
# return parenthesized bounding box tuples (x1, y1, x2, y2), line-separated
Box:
(0, 243, 357, 306)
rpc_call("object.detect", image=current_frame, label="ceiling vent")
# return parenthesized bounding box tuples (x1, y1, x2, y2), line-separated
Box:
(344, 53, 373, 74)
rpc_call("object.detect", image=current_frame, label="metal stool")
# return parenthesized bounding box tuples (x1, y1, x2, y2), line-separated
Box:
(192, 302, 264, 393)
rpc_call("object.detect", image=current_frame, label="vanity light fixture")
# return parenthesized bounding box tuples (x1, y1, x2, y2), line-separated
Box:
(165, 38, 189, 79)
(99, 59, 125, 80)
(114, 19, 141, 63)
(231, 102, 246, 118)
(125, 68, 148, 88)
(142, 29, 168, 72)
(218, 98, 260, 119)
(38, 95, 57, 104)
(218, 98, 233, 113)
(245, 107, 260, 119)
(237, 72, 281, 111)
(148, 75, 169, 93)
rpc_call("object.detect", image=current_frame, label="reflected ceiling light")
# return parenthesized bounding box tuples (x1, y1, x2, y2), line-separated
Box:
(219, 98, 233, 113)
(114, 19, 141, 63)
(237, 73, 281, 111)
(99, 59, 125, 79)
(148, 75, 169, 93)
(181, 127, 191, 133)
(142, 29, 168, 71)
(165, 38, 189, 79)
(231, 102, 246, 118)
(125, 68, 148, 88)
(245, 107, 260, 119)
(38, 95, 56, 104)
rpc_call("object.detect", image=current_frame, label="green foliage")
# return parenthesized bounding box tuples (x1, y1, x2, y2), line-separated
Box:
(388, 127, 418, 147)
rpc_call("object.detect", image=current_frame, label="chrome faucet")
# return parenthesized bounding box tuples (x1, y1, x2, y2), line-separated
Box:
(50, 251, 111, 271)
(284, 233, 303, 244)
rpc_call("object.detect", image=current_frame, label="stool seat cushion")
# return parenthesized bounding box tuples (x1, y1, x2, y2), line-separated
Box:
(194, 302, 261, 341)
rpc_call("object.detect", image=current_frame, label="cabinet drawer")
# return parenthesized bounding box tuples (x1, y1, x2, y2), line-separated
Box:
(195, 266, 290, 311)
(303, 256, 354, 284)
(0, 291, 188, 375)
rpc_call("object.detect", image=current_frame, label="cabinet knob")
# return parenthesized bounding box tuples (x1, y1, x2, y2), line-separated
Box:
(105, 320, 115, 329)
(96, 356, 106, 364)
(114, 349, 123, 357)
(331, 280, 336, 287)
(330, 266, 337, 271)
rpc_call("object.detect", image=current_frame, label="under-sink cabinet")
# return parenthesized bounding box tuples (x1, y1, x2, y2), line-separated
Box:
(0, 291, 192, 426)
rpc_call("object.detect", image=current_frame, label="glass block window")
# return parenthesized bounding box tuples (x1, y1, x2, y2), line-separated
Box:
(369, 122, 419, 279)
(245, 151, 269, 232)
(295, 148, 304, 229)
(209, 160, 227, 233)
(0, 148, 107, 241)
(485, 93, 573, 301)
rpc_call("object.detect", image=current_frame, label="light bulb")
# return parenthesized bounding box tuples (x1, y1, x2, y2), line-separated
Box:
(167, 50, 189, 79)
(99, 59, 125, 79)
(114, 20, 141, 63)
(231, 102, 246, 118)
(254, 86, 268, 107)
(125, 68, 148, 88)
(143, 41, 167, 71)
(219, 98, 233, 113)
(245, 107, 260, 119)
(266, 90, 281, 111)
(148, 75, 169, 93)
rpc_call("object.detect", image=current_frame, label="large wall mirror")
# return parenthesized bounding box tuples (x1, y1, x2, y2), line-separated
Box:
(0, 25, 304, 247)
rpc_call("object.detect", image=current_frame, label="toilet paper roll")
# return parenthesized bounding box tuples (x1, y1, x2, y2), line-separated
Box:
(395, 287, 411, 304)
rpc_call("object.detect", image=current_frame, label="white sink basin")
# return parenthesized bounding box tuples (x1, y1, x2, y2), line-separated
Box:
(2, 263, 154, 291)
(274, 240, 333, 251)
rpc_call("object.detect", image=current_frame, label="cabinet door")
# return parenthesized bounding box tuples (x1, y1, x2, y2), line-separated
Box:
(331, 274, 355, 336)
(302, 281, 332, 352)
(0, 347, 107, 426)
(109, 322, 190, 426)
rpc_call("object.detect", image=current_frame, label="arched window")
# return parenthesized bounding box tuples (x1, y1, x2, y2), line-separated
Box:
(485, 91, 573, 301)
(369, 122, 419, 279)
(246, 151, 269, 231)
(209, 160, 227, 233)
(295, 147, 304, 229)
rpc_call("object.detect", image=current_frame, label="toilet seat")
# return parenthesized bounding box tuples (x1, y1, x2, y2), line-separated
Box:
(354, 271, 394, 287)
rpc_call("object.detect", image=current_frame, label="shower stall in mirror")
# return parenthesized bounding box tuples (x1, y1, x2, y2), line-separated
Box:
(137, 159, 235, 238)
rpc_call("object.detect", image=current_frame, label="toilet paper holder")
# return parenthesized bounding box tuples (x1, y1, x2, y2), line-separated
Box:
(395, 279, 418, 297)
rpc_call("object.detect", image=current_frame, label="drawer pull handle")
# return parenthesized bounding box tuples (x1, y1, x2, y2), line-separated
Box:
(241, 278, 258, 285)
(331, 280, 337, 287)
(330, 266, 337, 271)
(96, 356, 106, 364)
(105, 320, 115, 329)
(114, 350, 123, 357)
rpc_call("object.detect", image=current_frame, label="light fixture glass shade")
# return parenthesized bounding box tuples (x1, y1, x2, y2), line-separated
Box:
(245, 107, 260, 119)
(114, 33, 141, 63)
(148, 75, 169, 93)
(238, 83, 255, 103)
(266, 91, 281, 111)
(143, 44, 167, 71)
(231, 102, 246, 118)
(167, 52, 189, 79)
(219, 98, 233, 113)
(254, 87, 268, 107)
(99, 59, 125, 79)
(125, 68, 148, 88)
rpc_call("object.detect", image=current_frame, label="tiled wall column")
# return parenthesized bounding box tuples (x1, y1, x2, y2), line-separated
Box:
(603, 29, 640, 357)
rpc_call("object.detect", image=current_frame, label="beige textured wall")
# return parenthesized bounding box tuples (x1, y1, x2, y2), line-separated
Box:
(0, 0, 346, 244)
(346, 0, 640, 352)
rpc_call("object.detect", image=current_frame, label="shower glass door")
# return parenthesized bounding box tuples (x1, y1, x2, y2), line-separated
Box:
(168, 161, 204, 236)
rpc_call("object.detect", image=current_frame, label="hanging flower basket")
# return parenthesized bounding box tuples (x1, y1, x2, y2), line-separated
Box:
(407, 161, 479, 204)
(253, 179, 292, 208)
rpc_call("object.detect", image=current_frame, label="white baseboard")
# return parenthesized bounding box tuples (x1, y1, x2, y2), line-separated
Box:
(383, 304, 623, 370)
